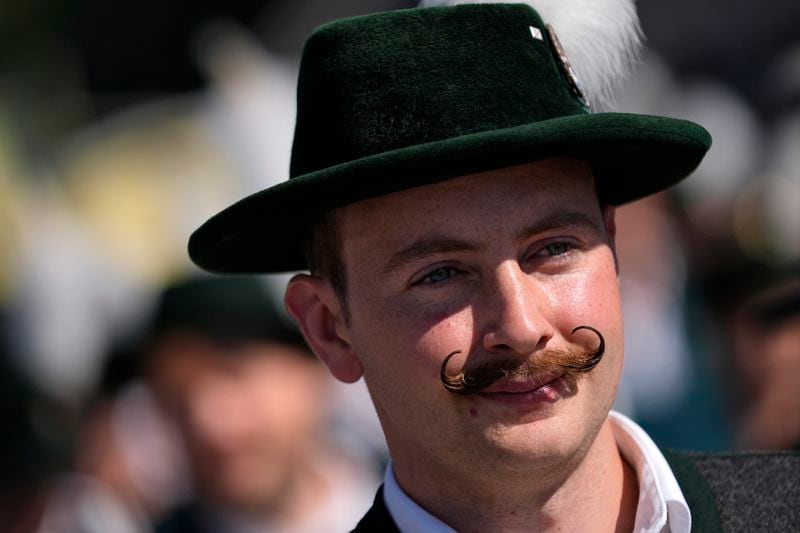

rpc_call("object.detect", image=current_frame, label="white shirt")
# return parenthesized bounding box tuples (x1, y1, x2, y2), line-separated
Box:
(383, 410, 691, 532)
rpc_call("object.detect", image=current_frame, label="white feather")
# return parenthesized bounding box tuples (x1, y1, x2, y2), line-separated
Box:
(420, 0, 643, 111)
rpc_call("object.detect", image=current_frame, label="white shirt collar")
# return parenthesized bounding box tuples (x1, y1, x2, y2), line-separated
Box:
(608, 411, 691, 533)
(383, 410, 691, 533)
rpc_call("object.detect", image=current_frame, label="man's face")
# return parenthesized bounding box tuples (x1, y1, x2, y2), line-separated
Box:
(334, 158, 623, 477)
(147, 335, 324, 511)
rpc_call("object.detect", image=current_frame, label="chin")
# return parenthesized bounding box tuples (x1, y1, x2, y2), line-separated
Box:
(491, 420, 582, 464)
(213, 475, 283, 512)
(206, 458, 289, 510)
(473, 396, 605, 471)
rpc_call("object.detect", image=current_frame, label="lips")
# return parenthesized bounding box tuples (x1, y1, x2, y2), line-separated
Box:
(475, 373, 566, 407)
(479, 372, 564, 395)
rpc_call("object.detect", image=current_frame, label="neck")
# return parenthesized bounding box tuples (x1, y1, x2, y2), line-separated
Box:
(391, 418, 638, 533)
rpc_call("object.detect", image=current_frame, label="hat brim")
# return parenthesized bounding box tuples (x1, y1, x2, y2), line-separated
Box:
(189, 112, 711, 273)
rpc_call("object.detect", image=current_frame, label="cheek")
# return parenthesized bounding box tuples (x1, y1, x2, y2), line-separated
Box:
(350, 275, 471, 352)
(411, 308, 476, 382)
(416, 302, 475, 347)
(354, 301, 475, 381)
(348, 301, 476, 428)
(545, 254, 623, 347)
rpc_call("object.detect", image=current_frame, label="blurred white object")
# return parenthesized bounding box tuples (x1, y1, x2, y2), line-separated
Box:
(671, 80, 761, 208)
(614, 52, 680, 116)
(13, 181, 142, 400)
(198, 22, 298, 191)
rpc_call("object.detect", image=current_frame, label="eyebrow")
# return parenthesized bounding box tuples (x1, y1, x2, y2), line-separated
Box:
(381, 210, 603, 279)
(381, 237, 480, 279)
(514, 211, 603, 242)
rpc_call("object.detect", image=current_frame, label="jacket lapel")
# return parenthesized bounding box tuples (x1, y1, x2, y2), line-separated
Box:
(351, 486, 401, 533)
(662, 449, 724, 533)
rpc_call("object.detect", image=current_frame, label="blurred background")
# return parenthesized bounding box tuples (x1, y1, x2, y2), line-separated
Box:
(1, 0, 798, 531)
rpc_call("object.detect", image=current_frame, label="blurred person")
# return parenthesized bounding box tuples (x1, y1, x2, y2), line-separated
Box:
(614, 193, 733, 451)
(68, 391, 170, 533)
(610, 53, 759, 451)
(199, 27, 390, 470)
(142, 277, 375, 533)
(57, 346, 189, 533)
(2, 341, 175, 533)
(731, 274, 800, 451)
(187, 2, 799, 532)
(0, 309, 141, 533)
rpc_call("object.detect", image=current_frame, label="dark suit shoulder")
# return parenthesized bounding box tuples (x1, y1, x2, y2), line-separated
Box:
(155, 502, 208, 533)
(665, 449, 800, 533)
(351, 486, 400, 533)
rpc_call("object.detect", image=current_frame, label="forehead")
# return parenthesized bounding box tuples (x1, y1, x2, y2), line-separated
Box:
(340, 157, 599, 255)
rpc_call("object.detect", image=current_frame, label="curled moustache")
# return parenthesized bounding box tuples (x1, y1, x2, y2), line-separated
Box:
(440, 325, 605, 395)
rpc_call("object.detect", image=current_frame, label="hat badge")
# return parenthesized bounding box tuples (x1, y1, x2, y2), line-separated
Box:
(545, 23, 591, 109)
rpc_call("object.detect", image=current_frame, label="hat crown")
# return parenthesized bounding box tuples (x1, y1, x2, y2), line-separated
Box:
(290, 4, 586, 178)
(188, 4, 710, 275)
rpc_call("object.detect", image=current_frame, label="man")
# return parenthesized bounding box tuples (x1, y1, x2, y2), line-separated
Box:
(728, 273, 800, 451)
(189, 2, 800, 531)
(143, 277, 375, 532)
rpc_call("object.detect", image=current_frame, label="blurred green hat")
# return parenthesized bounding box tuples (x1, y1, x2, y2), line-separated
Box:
(189, 3, 710, 273)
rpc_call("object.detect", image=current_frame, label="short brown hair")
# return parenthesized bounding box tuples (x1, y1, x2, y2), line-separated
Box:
(304, 209, 349, 316)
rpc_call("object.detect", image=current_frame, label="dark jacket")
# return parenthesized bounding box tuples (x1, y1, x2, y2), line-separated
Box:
(352, 451, 800, 532)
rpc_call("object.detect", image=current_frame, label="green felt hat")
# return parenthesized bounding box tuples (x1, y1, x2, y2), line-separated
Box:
(189, 3, 711, 273)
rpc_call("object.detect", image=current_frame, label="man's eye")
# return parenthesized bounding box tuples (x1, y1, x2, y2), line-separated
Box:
(543, 242, 570, 256)
(420, 266, 458, 285)
(531, 241, 574, 260)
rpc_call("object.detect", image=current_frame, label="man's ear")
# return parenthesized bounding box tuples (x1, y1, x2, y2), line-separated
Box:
(284, 274, 363, 383)
(602, 204, 619, 274)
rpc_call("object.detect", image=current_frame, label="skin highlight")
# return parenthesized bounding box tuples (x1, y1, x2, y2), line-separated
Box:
(285, 158, 636, 532)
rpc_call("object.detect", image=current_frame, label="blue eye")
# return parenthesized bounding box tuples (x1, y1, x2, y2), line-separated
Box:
(421, 266, 458, 285)
(544, 242, 570, 256)
(529, 241, 575, 262)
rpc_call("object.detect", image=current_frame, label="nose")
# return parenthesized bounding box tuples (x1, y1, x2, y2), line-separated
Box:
(480, 261, 554, 356)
